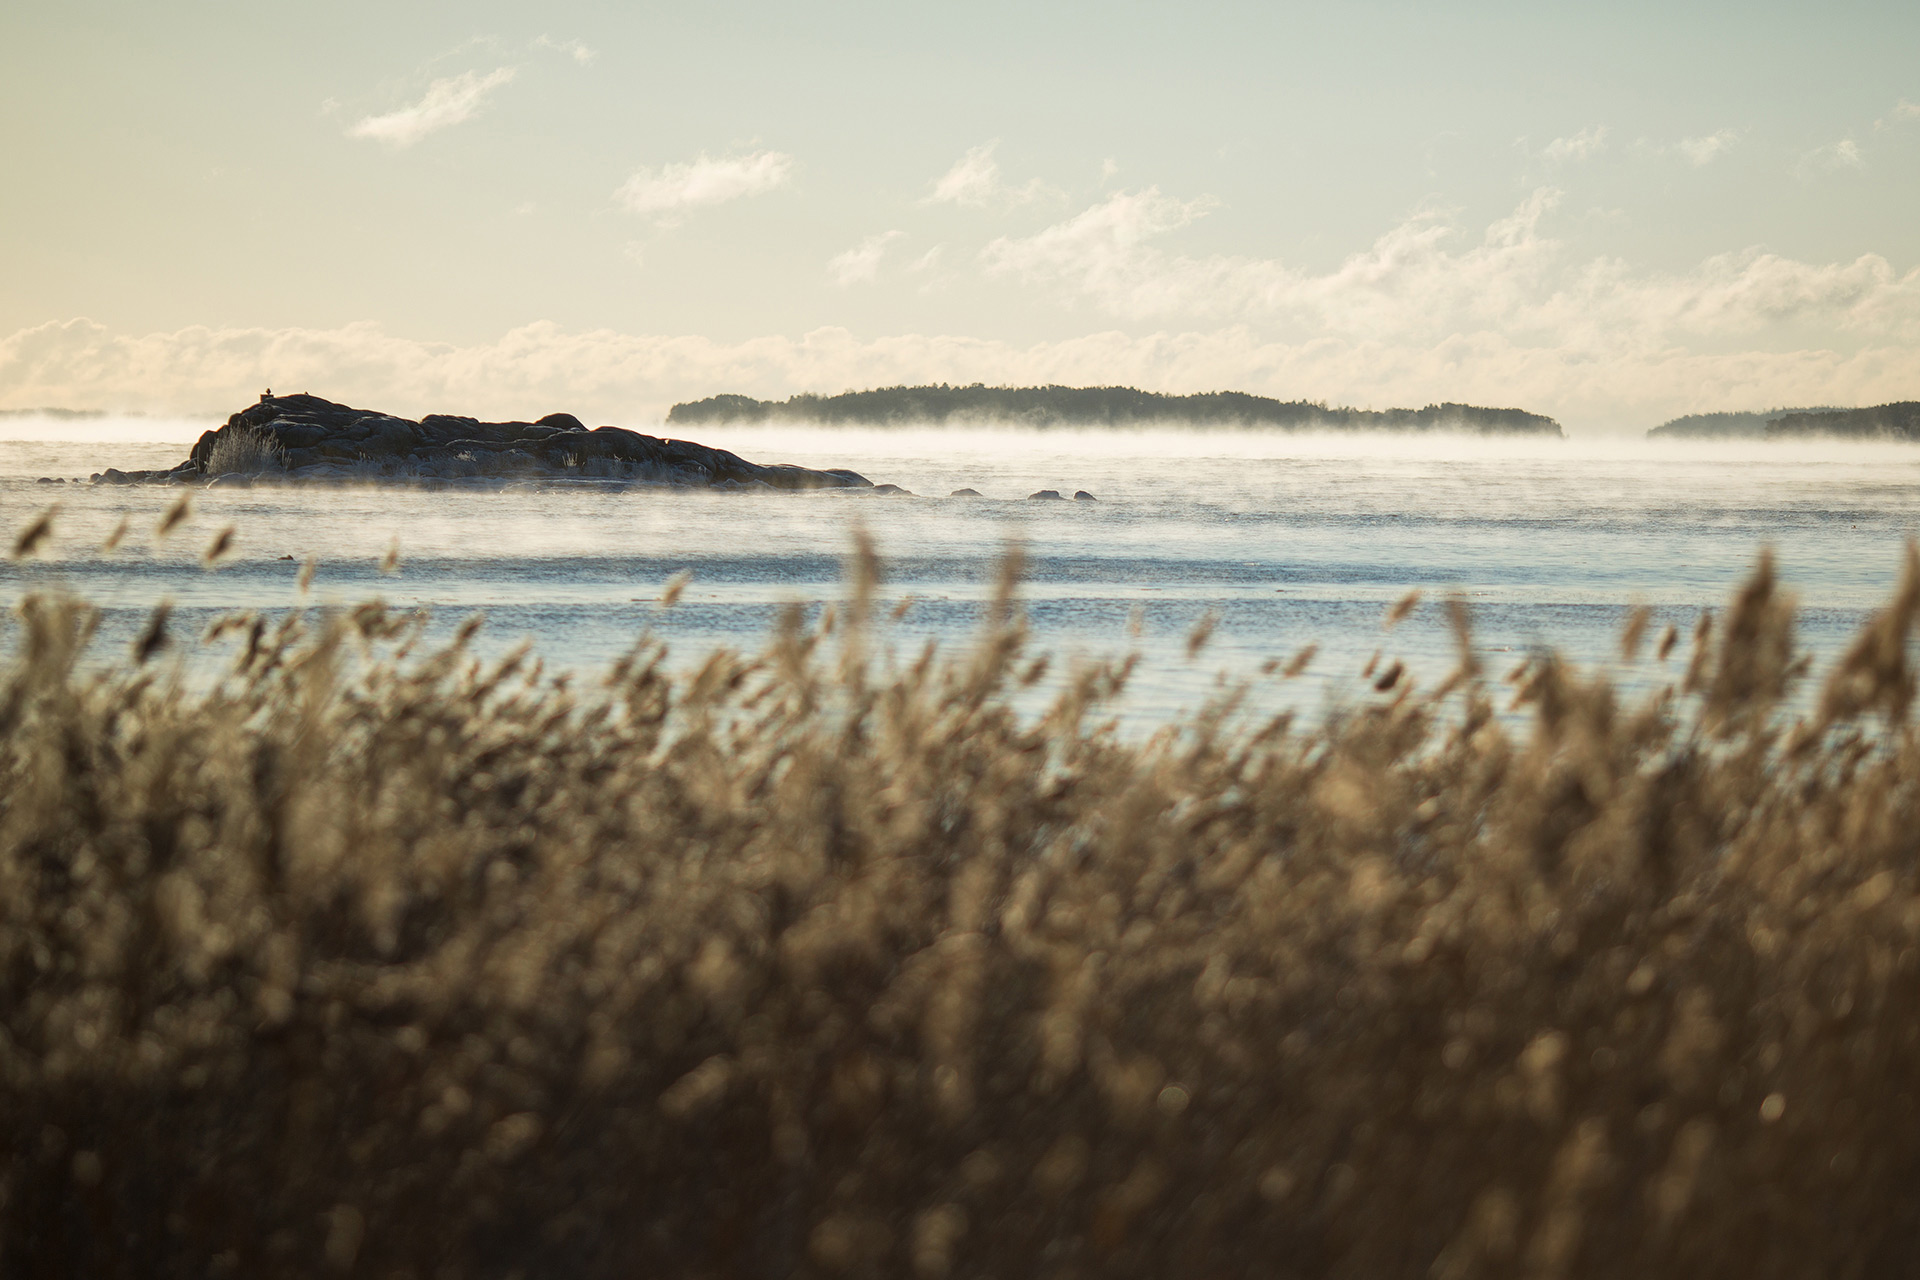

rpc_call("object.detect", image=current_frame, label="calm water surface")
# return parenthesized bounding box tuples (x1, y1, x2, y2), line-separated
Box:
(3, 423, 1917, 725)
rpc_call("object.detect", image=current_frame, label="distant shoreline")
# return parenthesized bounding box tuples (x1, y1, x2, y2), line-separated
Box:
(1649, 402, 1920, 440)
(669, 385, 1564, 436)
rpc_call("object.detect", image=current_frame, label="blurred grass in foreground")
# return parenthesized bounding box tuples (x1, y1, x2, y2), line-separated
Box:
(6, 525, 1920, 1279)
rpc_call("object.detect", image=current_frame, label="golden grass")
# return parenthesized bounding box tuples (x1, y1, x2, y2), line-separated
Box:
(6, 535, 1920, 1278)
(204, 428, 286, 476)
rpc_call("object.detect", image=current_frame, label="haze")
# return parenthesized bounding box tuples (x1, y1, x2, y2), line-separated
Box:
(2, 0, 1917, 433)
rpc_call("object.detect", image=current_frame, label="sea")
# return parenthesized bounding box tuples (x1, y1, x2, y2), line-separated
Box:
(2, 418, 1917, 729)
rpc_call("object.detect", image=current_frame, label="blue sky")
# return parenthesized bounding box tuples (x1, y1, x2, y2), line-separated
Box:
(2, 0, 1916, 430)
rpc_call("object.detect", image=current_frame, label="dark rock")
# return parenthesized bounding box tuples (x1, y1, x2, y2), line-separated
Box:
(117, 394, 879, 492)
(1074, 490, 1097, 501)
(870, 484, 913, 496)
(1028, 489, 1064, 500)
(267, 421, 330, 450)
(949, 488, 983, 497)
(353, 416, 421, 454)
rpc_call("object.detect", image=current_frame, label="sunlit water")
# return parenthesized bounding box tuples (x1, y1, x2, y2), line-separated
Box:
(3, 417, 1918, 727)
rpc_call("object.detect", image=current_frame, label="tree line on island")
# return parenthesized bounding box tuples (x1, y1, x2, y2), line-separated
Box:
(668, 385, 1564, 435)
(1650, 403, 1920, 440)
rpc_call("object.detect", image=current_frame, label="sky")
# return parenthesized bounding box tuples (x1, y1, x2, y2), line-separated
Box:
(1, 0, 1917, 432)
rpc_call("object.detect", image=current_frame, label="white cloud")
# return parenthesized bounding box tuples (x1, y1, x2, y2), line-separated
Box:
(927, 142, 1002, 206)
(615, 151, 794, 224)
(533, 35, 597, 64)
(828, 231, 905, 286)
(1676, 130, 1738, 165)
(982, 188, 1242, 315)
(1542, 126, 1609, 163)
(347, 67, 517, 148)
(981, 186, 1920, 349)
(11, 174, 1920, 436)
(1875, 99, 1920, 130)
(924, 141, 1052, 207)
(9, 315, 1920, 436)
(1799, 138, 1867, 176)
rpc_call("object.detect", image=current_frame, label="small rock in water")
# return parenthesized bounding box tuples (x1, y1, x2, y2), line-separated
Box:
(949, 487, 983, 497)
(1074, 490, 1097, 501)
(1028, 489, 1064, 500)
(871, 483, 914, 496)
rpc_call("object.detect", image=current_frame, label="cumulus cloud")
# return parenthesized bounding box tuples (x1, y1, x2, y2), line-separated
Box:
(8, 315, 1920, 436)
(615, 151, 793, 223)
(533, 35, 597, 64)
(347, 67, 517, 148)
(982, 188, 1242, 314)
(924, 141, 1051, 207)
(927, 143, 1002, 205)
(11, 170, 1919, 435)
(1798, 138, 1867, 176)
(1676, 130, 1738, 165)
(828, 232, 906, 286)
(981, 186, 1920, 348)
(1542, 126, 1609, 163)
(1876, 99, 1920, 130)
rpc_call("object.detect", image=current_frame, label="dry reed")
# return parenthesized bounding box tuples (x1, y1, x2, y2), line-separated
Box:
(5, 540, 1920, 1278)
(204, 428, 286, 476)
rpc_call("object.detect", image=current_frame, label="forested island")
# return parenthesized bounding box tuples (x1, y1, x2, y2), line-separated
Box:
(668, 385, 1563, 435)
(1647, 408, 1846, 439)
(1767, 402, 1920, 440)
(1647, 403, 1920, 440)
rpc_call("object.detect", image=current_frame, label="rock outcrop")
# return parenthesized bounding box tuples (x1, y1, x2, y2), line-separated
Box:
(89, 393, 874, 491)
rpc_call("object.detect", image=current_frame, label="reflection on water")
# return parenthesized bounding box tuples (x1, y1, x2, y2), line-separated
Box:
(3, 425, 1918, 724)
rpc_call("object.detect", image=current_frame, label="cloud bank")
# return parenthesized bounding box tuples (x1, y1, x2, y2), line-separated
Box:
(616, 151, 794, 222)
(347, 68, 518, 148)
(7, 186, 1913, 436)
(6, 314, 1917, 437)
(982, 188, 1920, 346)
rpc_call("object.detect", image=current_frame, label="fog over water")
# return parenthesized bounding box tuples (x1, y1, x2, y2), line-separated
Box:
(4, 422, 1917, 725)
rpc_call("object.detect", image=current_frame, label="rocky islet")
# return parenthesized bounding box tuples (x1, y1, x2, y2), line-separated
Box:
(85, 393, 877, 492)
(67, 392, 1106, 499)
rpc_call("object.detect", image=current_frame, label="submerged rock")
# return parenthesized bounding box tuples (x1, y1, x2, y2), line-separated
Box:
(1028, 489, 1064, 500)
(949, 487, 982, 497)
(1074, 490, 1097, 501)
(97, 393, 877, 491)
